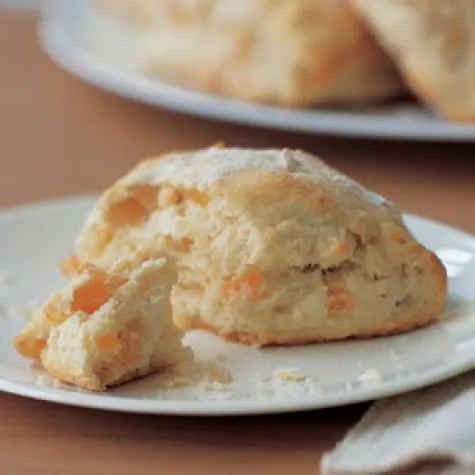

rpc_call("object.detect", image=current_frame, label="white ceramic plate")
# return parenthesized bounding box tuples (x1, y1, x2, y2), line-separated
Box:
(1, 195, 475, 415)
(39, 0, 475, 142)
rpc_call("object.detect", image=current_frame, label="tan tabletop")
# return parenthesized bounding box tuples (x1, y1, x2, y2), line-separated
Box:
(1, 9, 474, 475)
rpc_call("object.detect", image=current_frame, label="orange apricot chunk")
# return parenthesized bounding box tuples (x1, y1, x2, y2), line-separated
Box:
(164, 235, 193, 253)
(158, 186, 182, 209)
(105, 197, 148, 226)
(95, 333, 121, 351)
(224, 272, 264, 301)
(14, 336, 47, 360)
(128, 184, 158, 212)
(326, 284, 347, 298)
(328, 297, 356, 313)
(326, 284, 355, 314)
(71, 273, 109, 314)
(185, 189, 210, 206)
(36, 338, 47, 351)
(328, 242, 349, 256)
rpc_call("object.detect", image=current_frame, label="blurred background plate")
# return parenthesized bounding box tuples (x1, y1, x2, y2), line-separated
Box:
(40, 0, 475, 142)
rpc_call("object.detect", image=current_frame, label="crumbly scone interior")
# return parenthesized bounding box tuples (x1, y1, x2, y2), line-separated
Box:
(14, 252, 191, 390)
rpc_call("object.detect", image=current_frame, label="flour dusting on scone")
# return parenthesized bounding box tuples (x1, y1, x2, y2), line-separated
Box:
(71, 146, 447, 347)
(14, 252, 191, 391)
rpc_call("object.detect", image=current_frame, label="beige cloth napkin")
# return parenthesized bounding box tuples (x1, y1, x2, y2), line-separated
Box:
(321, 373, 475, 475)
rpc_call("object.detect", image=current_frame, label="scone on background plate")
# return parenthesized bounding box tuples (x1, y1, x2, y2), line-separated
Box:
(73, 146, 447, 347)
(14, 252, 191, 391)
(95, 0, 156, 26)
(349, 0, 475, 122)
(96, 0, 405, 107)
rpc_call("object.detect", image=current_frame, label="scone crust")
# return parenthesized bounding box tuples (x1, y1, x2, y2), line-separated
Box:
(45, 363, 169, 392)
(176, 313, 438, 347)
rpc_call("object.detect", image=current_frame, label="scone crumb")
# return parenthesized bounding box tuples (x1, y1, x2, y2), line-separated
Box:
(206, 364, 232, 385)
(357, 369, 383, 386)
(36, 374, 62, 389)
(199, 380, 230, 392)
(257, 371, 322, 399)
(197, 362, 233, 391)
(155, 373, 195, 389)
(211, 141, 225, 149)
(274, 367, 308, 383)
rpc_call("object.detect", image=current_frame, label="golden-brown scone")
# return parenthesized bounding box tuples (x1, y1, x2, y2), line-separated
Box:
(14, 252, 191, 391)
(96, 0, 404, 107)
(349, 0, 475, 122)
(72, 146, 447, 347)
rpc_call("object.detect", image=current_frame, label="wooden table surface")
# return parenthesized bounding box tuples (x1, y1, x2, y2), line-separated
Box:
(1, 9, 474, 475)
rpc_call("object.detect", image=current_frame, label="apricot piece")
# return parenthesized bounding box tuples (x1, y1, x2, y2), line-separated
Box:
(14, 337, 47, 360)
(224, 272, 263, 301)
(185, 189, 210, 206)
(71, 273, 109, 314)
(105, 197, 148, 226)
(158, 186, 182, 209)
(36, 339, 47, 351)
(326, 284, 355, 314)
(326, 284, 347, 298)
(328, 242, 349, 256)
(164, 235, 193, 253)
(328, 297, 355, 313)
(95, 333, 121, 351)
(128, 184, 159, 212)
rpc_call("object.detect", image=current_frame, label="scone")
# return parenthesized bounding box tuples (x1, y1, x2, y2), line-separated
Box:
(349, 0, 475, 121)
(96, 0, 405, 107)
(72, 146, 447, 346)
(14, 252, 191, 391)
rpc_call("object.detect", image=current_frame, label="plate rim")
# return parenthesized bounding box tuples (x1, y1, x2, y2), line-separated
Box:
(39, 0, 475, 142)
(0, 194, 475, 415)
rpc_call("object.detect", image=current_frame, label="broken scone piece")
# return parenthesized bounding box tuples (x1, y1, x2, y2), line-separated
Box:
(14, 253, 191, 391)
